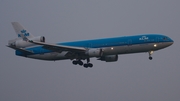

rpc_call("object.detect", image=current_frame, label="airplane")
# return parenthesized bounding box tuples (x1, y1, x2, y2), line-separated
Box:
(7, 22, 174, 68)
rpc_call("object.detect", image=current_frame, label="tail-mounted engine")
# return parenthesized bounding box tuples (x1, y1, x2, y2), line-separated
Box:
(8, 36, 45, 48)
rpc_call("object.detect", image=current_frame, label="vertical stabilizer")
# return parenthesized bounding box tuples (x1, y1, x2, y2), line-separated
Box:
(11, 22, 34, 38)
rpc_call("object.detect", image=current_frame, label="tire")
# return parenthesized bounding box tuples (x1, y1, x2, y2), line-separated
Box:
(88, 63, 93, 67)
(78, 61, 83, 66)
(83, 64, 88, 68)
(72, 61, 78, 65)
(149, 57, 153, 60)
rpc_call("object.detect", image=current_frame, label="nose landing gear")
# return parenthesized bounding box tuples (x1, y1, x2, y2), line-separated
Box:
(148, 51, 153, 60)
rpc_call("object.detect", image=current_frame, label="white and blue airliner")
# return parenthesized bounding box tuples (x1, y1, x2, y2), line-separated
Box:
(7, 22, 174, 68)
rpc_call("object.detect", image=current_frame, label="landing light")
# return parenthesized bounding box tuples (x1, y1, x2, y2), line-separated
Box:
(111, 47, 114, 50)
(154, 44, 157, 47)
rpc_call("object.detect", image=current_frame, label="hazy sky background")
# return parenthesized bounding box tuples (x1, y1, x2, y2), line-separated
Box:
(0, 0, 180, 101)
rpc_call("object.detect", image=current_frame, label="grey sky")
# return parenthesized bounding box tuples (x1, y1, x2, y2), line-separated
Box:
(0, 0, 180, 101)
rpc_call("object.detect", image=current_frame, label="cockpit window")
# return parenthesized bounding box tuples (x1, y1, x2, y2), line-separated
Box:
(163, 37, 168, 40)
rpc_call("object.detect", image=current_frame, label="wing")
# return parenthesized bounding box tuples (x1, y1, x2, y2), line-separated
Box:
(29, 40, 87, 53)
(7, 45, 33, 54)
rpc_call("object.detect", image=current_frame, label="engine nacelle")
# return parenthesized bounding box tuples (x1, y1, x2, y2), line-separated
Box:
(30, 36, 45, 42)
(8, 36, 45, 48)
(99, 55, 118, 62)
(86, 48, 103, 57)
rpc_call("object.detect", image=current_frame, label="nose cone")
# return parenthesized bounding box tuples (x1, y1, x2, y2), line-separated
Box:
(166, 38, 174, 47)
(169, 38, 174, 45)
(169, 41, 174, 46)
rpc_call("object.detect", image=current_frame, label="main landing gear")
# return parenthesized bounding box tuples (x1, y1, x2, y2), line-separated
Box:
(148, 51, 153, 60)
(72, 60, 83, 66)
(72, 58, 93, 68)
(83, 58, 93, 68)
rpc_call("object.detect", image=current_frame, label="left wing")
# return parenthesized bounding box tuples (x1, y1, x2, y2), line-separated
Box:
(29, 40, 87, 53)
(7, 45, 34, 54)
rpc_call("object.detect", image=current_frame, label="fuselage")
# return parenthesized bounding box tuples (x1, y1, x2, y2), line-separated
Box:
(16, 34, 174, 60)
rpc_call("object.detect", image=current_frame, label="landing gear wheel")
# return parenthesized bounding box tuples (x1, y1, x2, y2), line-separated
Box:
(72, 61, 78, 65)
(148, 51, 154, 60)
(72, 60, 84, 66)
(88, 63, 93, 68)
(149, 57, 153, 60)
(83, 64, 88, 68)
(83, 63, 93, 68)
(78, 60, 83, 66)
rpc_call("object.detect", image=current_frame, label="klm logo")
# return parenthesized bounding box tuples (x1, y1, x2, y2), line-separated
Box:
(139, 36, 148, 40)
(18, 29, 30, 37)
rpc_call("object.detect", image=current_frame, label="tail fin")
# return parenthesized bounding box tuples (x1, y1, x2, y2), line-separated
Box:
(11, 22, 34, 38)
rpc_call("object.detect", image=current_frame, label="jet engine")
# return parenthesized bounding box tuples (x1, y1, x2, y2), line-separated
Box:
(86, 48, 103, 57)
(8, 36, 45, 48)
(98, 55, 118, 62)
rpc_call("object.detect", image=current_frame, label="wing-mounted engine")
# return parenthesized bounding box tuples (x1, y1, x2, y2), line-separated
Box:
(86, 48, 103, 57)
(98, 55, 118, 62)
(8, 36, 45, 48)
